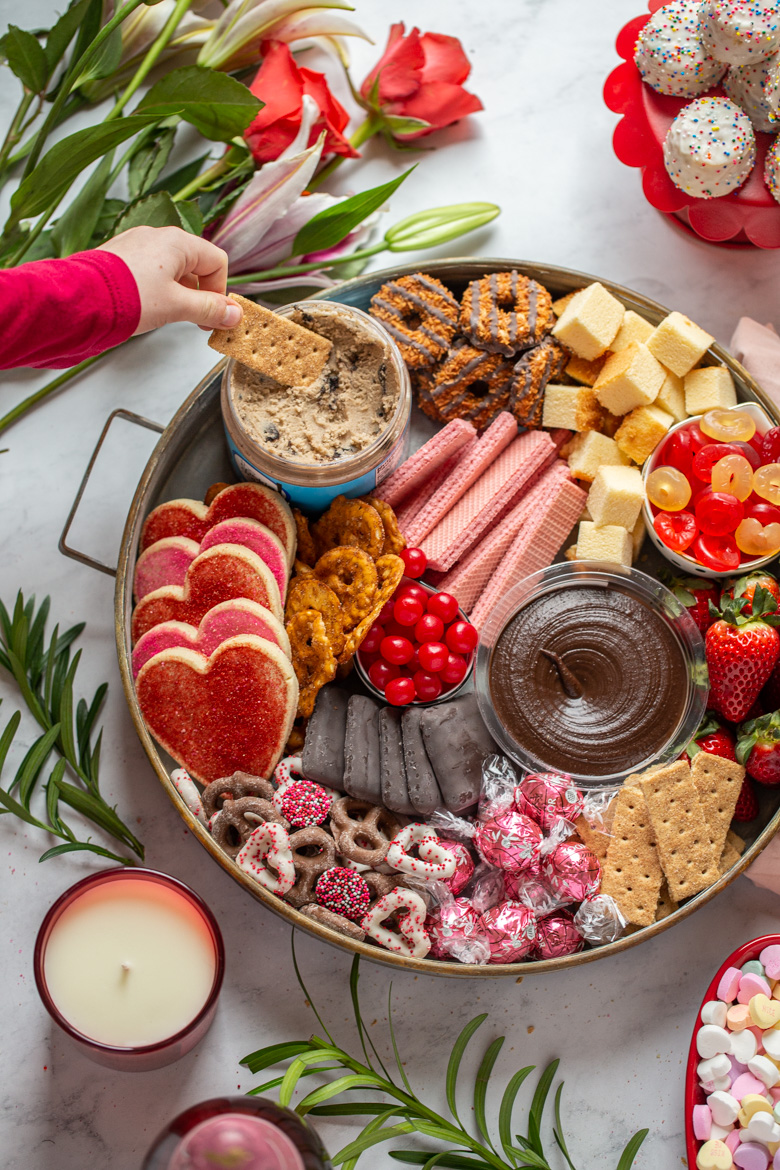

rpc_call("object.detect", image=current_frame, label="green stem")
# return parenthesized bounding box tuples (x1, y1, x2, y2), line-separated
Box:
(22, 0, 147, 179)
(0, 91, 36, 176)
(0, 350, 113, 437)
(226, 240, 387, 286)
(307, 112, 380, 193)
(108, 0, 195, 120)
(173, 150, 235, 202)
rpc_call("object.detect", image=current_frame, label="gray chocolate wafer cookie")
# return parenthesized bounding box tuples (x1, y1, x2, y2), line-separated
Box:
(402, 707, 444, 815)
(420, 693, 497, 812)
(302, 685, 349, 788)
(379, 707, 415, 815)
(343, 695, 382, 803)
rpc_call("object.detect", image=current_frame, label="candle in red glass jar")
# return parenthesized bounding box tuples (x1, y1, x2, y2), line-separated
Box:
(34, 868, 224, 1071)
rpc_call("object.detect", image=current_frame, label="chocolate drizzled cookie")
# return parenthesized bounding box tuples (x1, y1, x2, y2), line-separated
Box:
(460, 271, 554, 356)
(509, 337, 568, 428)
(370, 273, 459, 369)
(429, 344, 515, 431)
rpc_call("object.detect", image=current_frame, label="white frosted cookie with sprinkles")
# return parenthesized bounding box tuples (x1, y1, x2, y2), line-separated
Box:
(663, 95, 756, 197)
(701, 0, 780, 65)
(723, 53, 780, 128)
(634, 0, 726, 96)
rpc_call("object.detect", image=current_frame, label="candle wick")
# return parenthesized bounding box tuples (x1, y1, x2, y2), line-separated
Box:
(121, 962, 131, 973)
(540, 648, 583, 699)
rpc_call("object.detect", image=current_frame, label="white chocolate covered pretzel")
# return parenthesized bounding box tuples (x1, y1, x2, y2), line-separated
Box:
(237, 822, 295, 895)
(386, 825, 457, 880)
(171, 768, 206, 825)
(361, 888, 431, 958)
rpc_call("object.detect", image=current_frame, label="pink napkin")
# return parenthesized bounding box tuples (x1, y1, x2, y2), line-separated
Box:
(745, 841, 780, 895)
(731, 317, 780, 412)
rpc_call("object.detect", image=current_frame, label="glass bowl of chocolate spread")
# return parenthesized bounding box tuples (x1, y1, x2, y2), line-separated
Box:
(476, 562, 708, 787)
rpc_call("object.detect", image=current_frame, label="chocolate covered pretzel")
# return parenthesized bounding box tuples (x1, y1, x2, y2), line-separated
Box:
(202, 771, 274, 820)
(210, 797, 288, 859)
(330, 797, 401, 868)
(286, 826, 337, 908)
(299, 903, 366, 942)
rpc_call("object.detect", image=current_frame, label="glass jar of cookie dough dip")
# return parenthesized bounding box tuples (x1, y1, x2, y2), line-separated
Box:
(221, 300, 411, 513)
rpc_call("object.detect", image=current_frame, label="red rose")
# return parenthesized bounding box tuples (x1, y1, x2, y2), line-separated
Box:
(360, 23, 483, 140)
(245, 41, 359, 164)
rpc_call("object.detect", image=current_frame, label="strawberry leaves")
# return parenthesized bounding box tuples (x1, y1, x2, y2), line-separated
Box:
(736, 710, 780, 766)
(710, 585, 780, 628)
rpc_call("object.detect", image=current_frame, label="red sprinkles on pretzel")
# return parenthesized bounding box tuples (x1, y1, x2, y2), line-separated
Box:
(276, 779, 332, 828)
(315, 866, 371, 921)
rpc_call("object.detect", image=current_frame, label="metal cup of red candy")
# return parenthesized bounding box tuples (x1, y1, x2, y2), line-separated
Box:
(355, 551, 477, 707)
(642, 405, 780, 578)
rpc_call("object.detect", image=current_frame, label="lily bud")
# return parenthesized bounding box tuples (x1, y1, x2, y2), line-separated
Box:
(384, 203, 501, 252)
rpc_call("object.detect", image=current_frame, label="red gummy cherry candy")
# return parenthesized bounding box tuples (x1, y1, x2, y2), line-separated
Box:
(694, 491, 744, 537)
(378, 600, 395, 624)
(426, 591, 459, 624)
(445, 620, 478, 655)
(380, 635, 414, 665)
(692, 532, 740, 572)
(664, 427, 697, 478)
(360, 622, 384, 655)
(385, 676, 416, 706)
(654, 510, 698, 552)
(400, 548, 427, 578)
(368, 660, 400, 691)
(418, 641, 449, 673)
(415, 613, 445, 643)
(731, 440, 762, 470)
(440, 653, 469, 686)
(692, 443, 740, 483)
(762, 427, 780, 464)
(747, 501, 780, 526)
(412, 671, 443, 702)
(397, 581, 429, 606)
(393, 596, 424, 627)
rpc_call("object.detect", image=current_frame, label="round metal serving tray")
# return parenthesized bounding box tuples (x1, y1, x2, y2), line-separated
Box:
(115, 257, 780, 977)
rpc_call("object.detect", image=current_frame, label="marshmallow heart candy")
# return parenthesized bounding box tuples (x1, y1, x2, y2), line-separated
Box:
(140, 481, 296, 567)
(696, 1140, 732, 1170)
(761, 945, 780, 980)
(136, 634, 298, 784)
(131, 598, 291, 679)
(698, 1024, 733, 1059)
(702, 1001, 729, 1028)
(131, 545, 283, 644)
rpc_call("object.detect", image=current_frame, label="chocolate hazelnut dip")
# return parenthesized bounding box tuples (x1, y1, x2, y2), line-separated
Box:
(489, 583, 689, 777)
(229, 304, 400, 465)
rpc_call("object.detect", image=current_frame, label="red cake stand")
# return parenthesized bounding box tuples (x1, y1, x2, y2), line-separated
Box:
(604, 1, 780, 248)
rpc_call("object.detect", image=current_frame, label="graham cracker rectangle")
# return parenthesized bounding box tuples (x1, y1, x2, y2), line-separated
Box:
(600, 784, 663, 927)
(690, 751, 745, 859)
(655, 879, 678, 922)
(719, 839, 742, 875)
(575, 812, 610, 862)
(639, 761, 721, 901)
(209, 294, 332, 386)
(727, 829, 746, 855)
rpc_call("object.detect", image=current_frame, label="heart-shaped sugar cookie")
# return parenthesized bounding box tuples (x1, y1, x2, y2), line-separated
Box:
(136, 634, 297, 783)
(361, 888, 431, 958)
(140, 482, 296, 567)
(131, 545, 282, 644)
(132, 599, 290, 679)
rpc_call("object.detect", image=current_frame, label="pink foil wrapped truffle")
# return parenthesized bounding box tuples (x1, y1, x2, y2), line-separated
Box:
(474, 810, 543, 874)
(481, 900, 537, 963)
(541, 841, 601, 903)
(514, 772, 584, 832)
(534, 910, 584, 960)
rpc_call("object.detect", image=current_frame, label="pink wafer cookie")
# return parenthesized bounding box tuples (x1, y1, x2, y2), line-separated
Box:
(439, 461, 572, 612)
(132, 598, 291, 678)
(470, 477, 587, 629)
(374, 418, 476, 507)
(421, 431, 557, 572)
(396, 441, 478, 531)
(405, 412, 517, 546)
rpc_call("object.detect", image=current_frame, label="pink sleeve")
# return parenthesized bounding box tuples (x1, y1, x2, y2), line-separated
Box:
(0, 249, 141, 370)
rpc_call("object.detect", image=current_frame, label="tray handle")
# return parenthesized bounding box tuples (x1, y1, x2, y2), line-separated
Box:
(59, 408, 164, 577)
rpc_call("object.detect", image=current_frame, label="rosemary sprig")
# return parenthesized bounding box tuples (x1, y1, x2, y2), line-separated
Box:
(0, 591, 143, 864)
(241, 947, 649, 1170)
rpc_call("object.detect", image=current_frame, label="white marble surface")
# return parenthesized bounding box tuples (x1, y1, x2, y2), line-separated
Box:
(3, 1, 780, 1167)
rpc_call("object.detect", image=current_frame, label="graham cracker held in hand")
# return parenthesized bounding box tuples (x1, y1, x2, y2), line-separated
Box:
(690, 750, 745, 859)
(209, 294, 332, 386)
(600, 783, 663, 927)
(639, 761, 721, 901)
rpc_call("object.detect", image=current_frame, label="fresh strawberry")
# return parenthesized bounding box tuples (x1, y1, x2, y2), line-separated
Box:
(722, 571, 780, 616)
(665, 574, 720, 637)
(682, 713, 736, 761)
(706, 586, 780, 723)
(733, 777, 759, 821)
(737, 710, 780, 785)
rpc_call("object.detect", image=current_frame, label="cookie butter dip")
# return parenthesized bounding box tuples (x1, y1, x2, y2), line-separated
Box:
(229, 304, 401, 465)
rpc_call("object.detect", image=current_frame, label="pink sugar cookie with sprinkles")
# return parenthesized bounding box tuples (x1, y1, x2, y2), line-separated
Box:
(701, 0, 780, 65)
(634, 0, 726, 96)
(663, 95, 756, 197)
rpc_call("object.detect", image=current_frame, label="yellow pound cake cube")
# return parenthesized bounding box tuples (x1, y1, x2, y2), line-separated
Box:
(614, 404, 674, 465)
(655, 370, 687, 423)
(587, 464, 645, 530)
(576, 521, 633, 568)
(552, 282, 625, 361)
(646, 311, 714, 377)
(565, 354, 607, 386)
(593, 343, 665, 416)
(552, 289, 584, 317)
(610, 310, 654, 353)
(684, 366, 737, 414)
(565, 430, 630, 482)
(542, 384, 603, 432)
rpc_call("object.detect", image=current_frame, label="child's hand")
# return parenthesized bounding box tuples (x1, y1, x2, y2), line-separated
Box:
(99, 225, 243, 334)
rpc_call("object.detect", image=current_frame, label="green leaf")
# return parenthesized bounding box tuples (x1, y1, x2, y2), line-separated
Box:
(78, 682, 107, 770)
(506, 1146, 551, 1169)
(52, 152, 114, 256)
(92, 198, 128, 242)
(44, 0, 92, 74)
(128, 126, 176, 201)
(27, 596, 50, 685)
(296, 1073, 385, 1114)
(527, 1061, 559, 1156)
(56, 651, 80, 767)
(16, 723, 61, 806)
(38, 841, 131, 863)
(247, 1065, 343, 1095)
(293, 167, 416, 257)
(10, 115, 160, 220)
(138, 66, 261, 142)
(4, 26, 48, 93)
(498, 1065, 534, 1159)
(174, 198, 203, 236)
(45, 757, 67, 834)
(67, 0, 103, 82)
(0, 710, 21, 773)
(445, 1014, 487, 1126)
(332, 1122, 415, 1166)
(473, 1037, 503, 1149)
(0, 782, 47, 829)
(240, 1040, 316, 1074)
(382, 114, 431, 136)
(308, 1104, 397, 1117)
(278, 1049, 349, 1107)
(552, 1083, 577, 1170)
(388, 982, 414, 1097)
(72, 24, 122, 86)
(389, 1155, 493, 1168)
(615, 1129, 649, 1170)
(150, 151, 210, 196)
(113, 190, 201, 235)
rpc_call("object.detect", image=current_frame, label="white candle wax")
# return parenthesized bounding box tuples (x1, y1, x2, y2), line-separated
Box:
(43, 878, 217, 1047)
